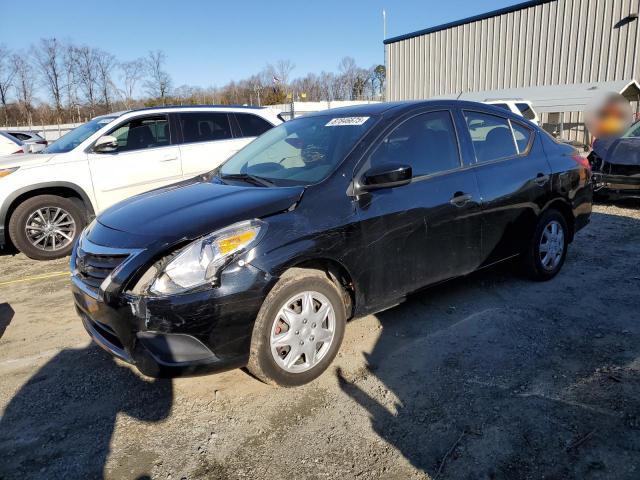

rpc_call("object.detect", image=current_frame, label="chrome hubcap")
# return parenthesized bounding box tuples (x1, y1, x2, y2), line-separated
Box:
(539, 220, 564, 271)
(270, 290, 336, 373)
(25, 207, 76, 252)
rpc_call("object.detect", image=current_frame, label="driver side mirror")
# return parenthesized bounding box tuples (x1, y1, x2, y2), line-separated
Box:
(360, 164, 412, 191)
(93, 135, 118, 153)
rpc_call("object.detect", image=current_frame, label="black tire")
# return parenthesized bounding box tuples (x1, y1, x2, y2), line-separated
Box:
(8, 195, 86, 261)
(521, 209, 569, 281)
(247, 268, 346, 387)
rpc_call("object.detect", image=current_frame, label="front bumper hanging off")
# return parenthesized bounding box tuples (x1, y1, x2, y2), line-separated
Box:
(71, 261, 274, 378)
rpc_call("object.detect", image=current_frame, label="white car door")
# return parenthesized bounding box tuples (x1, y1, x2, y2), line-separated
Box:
(87, 114, 182, 211)
(177, 112, 250, 177)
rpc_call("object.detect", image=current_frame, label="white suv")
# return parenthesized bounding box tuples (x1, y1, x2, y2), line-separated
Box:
(0, 106, 282, 260)
(484, 99, 539, 125)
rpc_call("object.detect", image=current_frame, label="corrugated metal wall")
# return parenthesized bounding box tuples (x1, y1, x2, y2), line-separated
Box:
(386, 0, 640, 101)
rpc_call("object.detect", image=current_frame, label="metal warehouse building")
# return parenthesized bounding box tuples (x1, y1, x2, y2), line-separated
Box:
(384, 0, 640, 143)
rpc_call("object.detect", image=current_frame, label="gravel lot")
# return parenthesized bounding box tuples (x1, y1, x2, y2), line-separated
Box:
(0, 202, 639, 480)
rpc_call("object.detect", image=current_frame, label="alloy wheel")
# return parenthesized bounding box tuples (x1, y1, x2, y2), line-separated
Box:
(24, 207, 77, 252)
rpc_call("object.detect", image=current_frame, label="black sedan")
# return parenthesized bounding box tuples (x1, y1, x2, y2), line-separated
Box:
(70, 101, 592, 386)
(589, 121, 640, 200)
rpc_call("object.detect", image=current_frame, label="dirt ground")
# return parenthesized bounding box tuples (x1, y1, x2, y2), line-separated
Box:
(0, 202, 639, 480)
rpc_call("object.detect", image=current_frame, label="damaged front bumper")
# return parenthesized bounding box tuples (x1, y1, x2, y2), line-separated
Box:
(71, 260, 273, 378)
(592, 172, 640, 199)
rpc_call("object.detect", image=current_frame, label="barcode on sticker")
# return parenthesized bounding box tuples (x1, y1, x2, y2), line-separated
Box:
(325, 117, 369, 127)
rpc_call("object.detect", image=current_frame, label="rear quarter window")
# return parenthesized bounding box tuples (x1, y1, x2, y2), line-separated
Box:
(510, 121, 534, 153)
(235, 113, 274, 138)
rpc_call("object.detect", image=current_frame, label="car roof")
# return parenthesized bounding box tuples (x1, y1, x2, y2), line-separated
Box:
(93, 105, 275, 122)
(302, 100, 525, 119)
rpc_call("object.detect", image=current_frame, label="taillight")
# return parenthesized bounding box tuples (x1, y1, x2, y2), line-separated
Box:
(12, 148, 24, 154)
(36, 140, 48, 145)
(572, 154, 590, 170)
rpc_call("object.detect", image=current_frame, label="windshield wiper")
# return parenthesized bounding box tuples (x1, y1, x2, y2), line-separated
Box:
(220, 173, 275, 187)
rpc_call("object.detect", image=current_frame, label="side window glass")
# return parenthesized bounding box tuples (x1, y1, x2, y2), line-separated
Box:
(235, 113, 273, 137)
(464, 111, 517, 163)
(516, 102, 536, 120)
(180, 112, 232, 144)
(511, 121, 533, 153)
(369, 110, 461, 177)
(491, 103, 511, 111)
(108, 115, 169, 152)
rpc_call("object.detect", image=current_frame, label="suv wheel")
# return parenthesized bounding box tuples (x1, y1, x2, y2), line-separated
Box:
(247, 268, 346, 387)
(522, 209, 569, 281)
(8, 195, 86, 260)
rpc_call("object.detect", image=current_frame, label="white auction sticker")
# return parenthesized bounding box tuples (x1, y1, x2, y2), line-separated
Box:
(325, 117, 370, 127)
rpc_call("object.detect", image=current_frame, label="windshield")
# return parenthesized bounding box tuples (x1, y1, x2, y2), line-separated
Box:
(218, 114, 377, 186)
(623, 120, 640, 138)
(42, 116, 116, 154)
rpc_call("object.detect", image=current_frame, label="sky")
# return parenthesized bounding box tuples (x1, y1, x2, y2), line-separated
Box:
(0, 0, 520, 90)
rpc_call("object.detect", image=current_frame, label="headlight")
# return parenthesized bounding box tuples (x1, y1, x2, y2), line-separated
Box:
(0, 167, 19, 178)
(150, 219, 266, 295)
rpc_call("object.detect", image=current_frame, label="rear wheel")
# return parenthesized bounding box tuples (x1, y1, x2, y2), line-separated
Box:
(522, 209, 568, 281)
(8, 195, 85, 260)
(247, 268, 346, 387)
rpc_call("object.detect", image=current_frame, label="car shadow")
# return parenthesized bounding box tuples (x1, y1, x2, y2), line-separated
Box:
(0, 344, 173, 479)
(0, 302, 14, 339)
(338, 210, 640, 479)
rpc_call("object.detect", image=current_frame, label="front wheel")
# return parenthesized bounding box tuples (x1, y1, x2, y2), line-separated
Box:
(247, 268, 346, 387)
(8, 195, 86, 260)
(521, 209, 569, 281)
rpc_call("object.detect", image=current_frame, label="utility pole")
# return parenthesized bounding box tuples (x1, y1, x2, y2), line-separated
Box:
(383, 9, 387, 41)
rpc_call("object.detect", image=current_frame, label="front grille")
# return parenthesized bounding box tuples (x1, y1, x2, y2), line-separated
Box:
(76, 247, 129, 291)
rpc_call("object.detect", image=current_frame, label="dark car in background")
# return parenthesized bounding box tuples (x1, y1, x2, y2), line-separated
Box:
(589, 120, 640, 200)
(70, 101, 592, 387)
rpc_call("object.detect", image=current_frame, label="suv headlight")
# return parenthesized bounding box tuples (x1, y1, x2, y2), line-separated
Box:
(0, 167, 19, 178)
(150, 219, 266, 295)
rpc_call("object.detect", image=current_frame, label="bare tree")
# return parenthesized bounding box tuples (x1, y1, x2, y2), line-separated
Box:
(33, 38, 65, 122)
(338, 56, 358, 100)
(318, 71, 335, 101)
(13, 54, 35, 125)
(275, 59, 295, 90)
(75, 46, 99, 114)
(0, 45, 16, 125)
(95, 49, 116, 110)
(144, 50, 172, 105)
(62, 45, 80, 120)
(119, 59, 145, 109)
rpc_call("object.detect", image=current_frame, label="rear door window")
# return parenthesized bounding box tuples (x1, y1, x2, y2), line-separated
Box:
(108, 115, 170, 152)
(234, 113, 273, 138)
(464, 111, 518, 163)
(369, 110, 461, 177)
(179, 112, 232, 144)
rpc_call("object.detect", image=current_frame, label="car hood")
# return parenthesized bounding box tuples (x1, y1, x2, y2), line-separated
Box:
(97, 178, 305, 241)
(0, 153, 57, 169)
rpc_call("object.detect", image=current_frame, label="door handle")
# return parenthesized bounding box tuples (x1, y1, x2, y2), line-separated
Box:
(449, 192, 473, 207)
(534, 173, 550, 186)
(160, 155, 179, 162)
